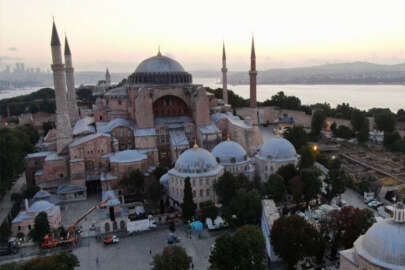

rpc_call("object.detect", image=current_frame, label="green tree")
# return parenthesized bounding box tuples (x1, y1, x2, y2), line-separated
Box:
(276, 164, 299, 186)
(214, 172, 251, 207)
(264, 174, 286, 202)
(383, 131, 401, 147)
(22, 252, 80, 270)
(326, 169, 346, 201)
(298, 145, 316, 169)
(351, 109, 369, 143)
(311, 110, 326, 137)
(29, 212, 50, 244)
(151, 246, 192, 270)
(271, 215, 324, 270)
(323, 206, 375, 257)
(182, 177, 196, 221)
(230, 189, 262, 226)
(289, 176, 304, 203)
(332, 125, 354, 139)
(199, 201, 218, 221)
(375, 111, 396, 132)
(152, 166, 168, 180)
(283, 125, 308, 150)
(118, 169, 145, 196)
(300, 168, 322, 203)
(210, 225, 266, 270)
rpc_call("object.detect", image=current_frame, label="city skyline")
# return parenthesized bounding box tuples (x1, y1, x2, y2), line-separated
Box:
(2, 0, 405, 72)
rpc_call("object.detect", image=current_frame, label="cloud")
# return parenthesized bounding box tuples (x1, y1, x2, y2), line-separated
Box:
(8, 47, 17, 51)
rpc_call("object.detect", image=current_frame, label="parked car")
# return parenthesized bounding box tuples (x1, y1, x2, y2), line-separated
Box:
(103, 235, 119, 245)
(368, 200, 383, 209)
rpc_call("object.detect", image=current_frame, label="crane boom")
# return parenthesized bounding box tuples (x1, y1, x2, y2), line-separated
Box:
(67, 198, 110, 232)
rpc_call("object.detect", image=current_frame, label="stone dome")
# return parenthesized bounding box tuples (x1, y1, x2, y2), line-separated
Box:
(259, 138, 298, 161)
(174, 146, 219, 175)
(354, 218, 405, 270)
(128, 53, 192, 85)
(212, 140, 248, 164)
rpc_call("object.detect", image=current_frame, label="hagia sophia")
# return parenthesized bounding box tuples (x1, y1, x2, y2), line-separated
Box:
(22, 21, 299, 211)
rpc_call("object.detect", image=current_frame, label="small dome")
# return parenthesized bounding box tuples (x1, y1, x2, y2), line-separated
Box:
(28, 200, 54, 213)
(259, 138, 297, 161)
(174, 147, 219, 174)
(354, 218, 405, 270)
(135, 55, 185, 73)
(212, 140, 247, 164)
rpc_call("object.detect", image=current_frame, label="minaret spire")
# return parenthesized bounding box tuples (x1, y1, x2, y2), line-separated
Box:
(221, 41, 228, 104)
(51, 21, 72, 153)
(249, 36, 257, 108)
(64, 35, 80, 124)
(105, 68, 111, 87)
(157, 45, 162, 56)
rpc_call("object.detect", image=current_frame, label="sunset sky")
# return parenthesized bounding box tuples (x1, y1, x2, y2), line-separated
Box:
(1, 0, 405, 72)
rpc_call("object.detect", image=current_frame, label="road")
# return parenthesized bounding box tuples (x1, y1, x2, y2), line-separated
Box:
(0, 173, 26, 224)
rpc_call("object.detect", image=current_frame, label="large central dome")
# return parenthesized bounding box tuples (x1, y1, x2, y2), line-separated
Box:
(128, 52, 192, 85)
(135, 55, 185, 73)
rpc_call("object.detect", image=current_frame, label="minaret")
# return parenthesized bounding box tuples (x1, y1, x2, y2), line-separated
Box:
(64, 36, 80, 124)
(105, 68, 111, 87)
(249, 36, 257, 108)
(51, 21, 72, 153)
(221, 42, 228, 104)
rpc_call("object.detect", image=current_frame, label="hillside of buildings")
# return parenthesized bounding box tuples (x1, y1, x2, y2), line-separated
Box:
(228, 61, 405, 84)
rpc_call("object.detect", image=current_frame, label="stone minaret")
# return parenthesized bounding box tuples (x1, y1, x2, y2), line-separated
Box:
(105, 68, 111, 87)
(64, 36, 80, 124)
(249, 37, 257, 108)
(221, 42, 228, 104)
(51, 21, 72, 153)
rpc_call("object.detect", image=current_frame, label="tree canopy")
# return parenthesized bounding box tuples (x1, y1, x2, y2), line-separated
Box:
(311, 110, 326, 137)
(374, 110, 396, 132)
(182, 177, 196, 221)
(263, 174, 286, 202)
(230, 189, 262, 226)
(151, 246, 192, 270)
(214, 172, 251, 207)
(29, 212, 50, 244)
(271, 215, 324, 270)
(118, 169, 145, 196)
(210, 225, 266, 270)
(1, 252, 79, 270)
(283, 125, 308, 150)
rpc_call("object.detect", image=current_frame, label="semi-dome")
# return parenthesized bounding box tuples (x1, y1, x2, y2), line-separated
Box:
(259, 138, 297, 161)
(128, 53, 192, 85)
(173, 146, 219, 175)
(354, 218, 405, 270)
(212, 140, 248, 164)
(28, 200, 55, 213)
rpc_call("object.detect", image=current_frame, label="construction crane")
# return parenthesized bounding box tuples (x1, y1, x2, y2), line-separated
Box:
(41, 198, 110, 249)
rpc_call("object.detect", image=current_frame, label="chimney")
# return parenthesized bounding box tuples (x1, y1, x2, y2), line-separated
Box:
(25, 199, 29, 211)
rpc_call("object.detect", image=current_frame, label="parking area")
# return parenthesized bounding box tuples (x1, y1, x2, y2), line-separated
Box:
(73, 225, 221, 270)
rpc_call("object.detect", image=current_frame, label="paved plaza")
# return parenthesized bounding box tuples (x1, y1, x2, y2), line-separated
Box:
(74, 225, 220, 270)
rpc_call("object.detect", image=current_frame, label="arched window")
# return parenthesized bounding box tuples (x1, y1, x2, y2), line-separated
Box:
(113, 221, 118, 231)
(120, 220, 126, 231)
